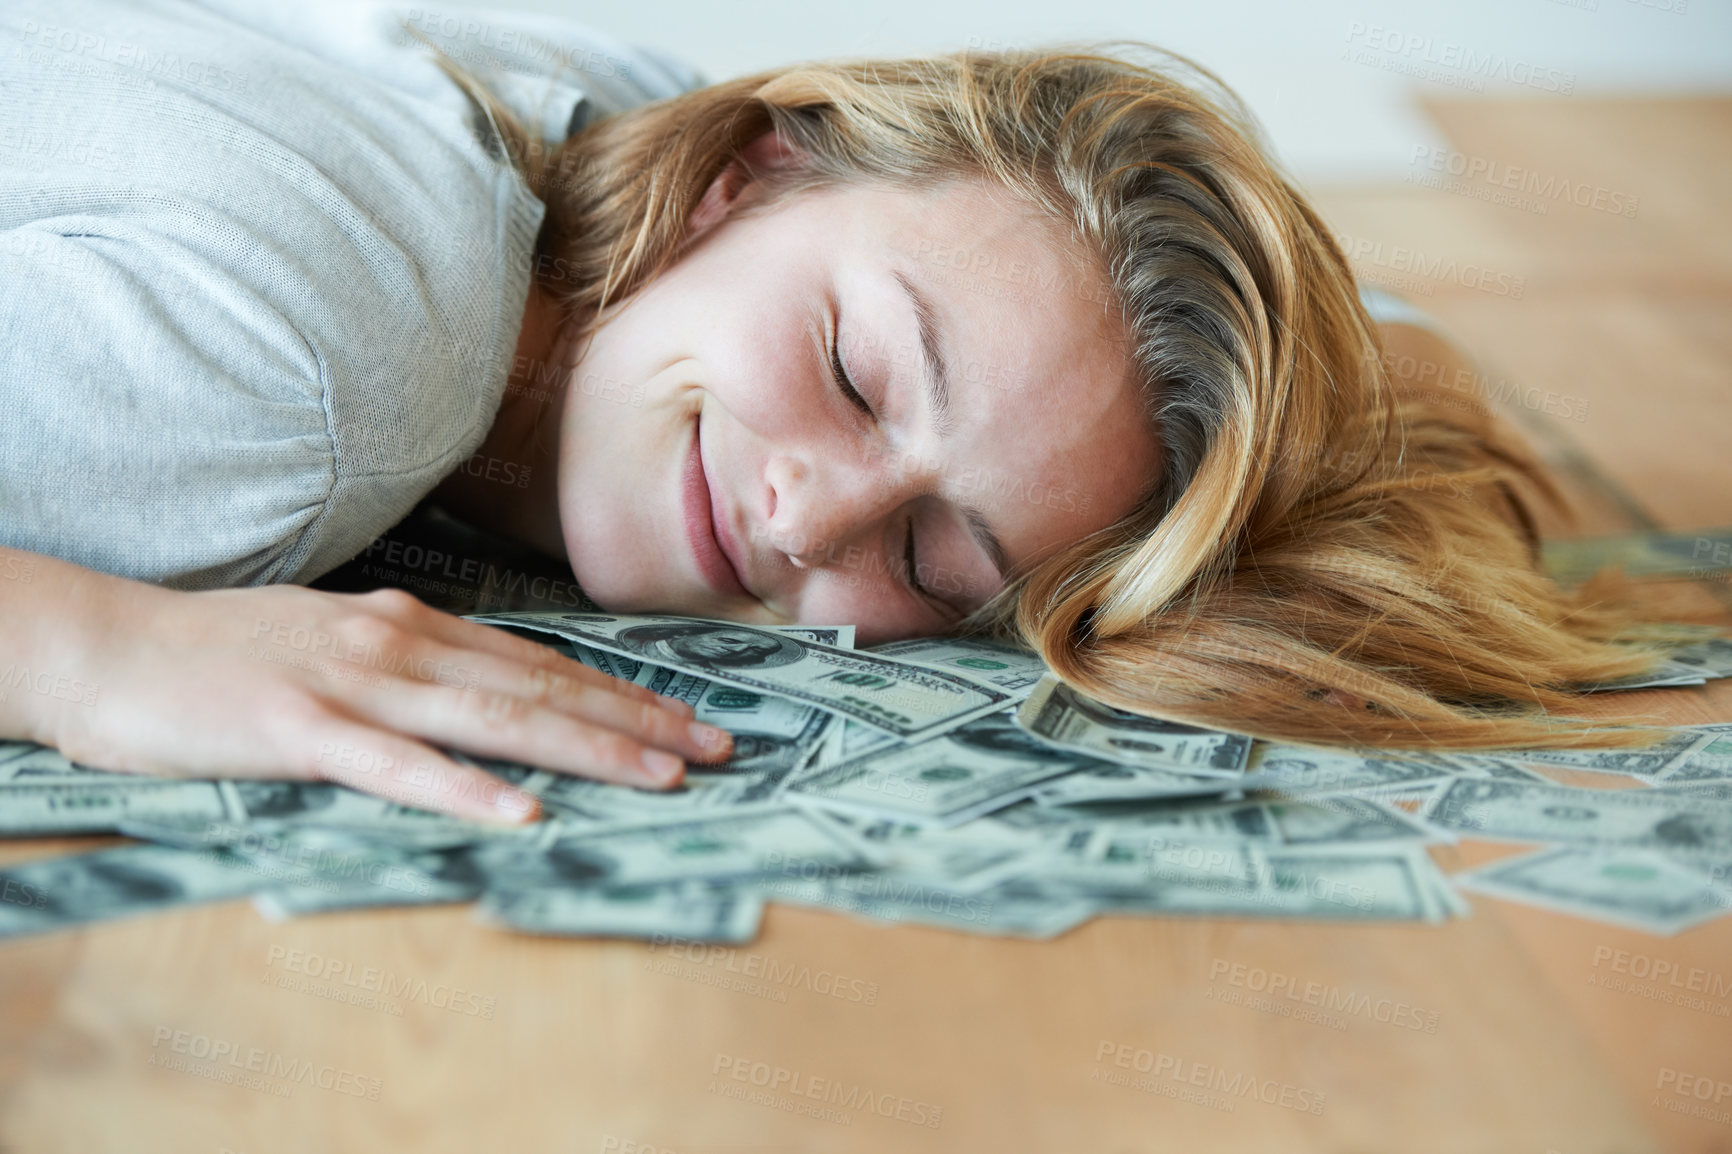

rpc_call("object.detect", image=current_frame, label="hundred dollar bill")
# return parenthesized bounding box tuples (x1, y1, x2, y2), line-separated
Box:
(478, 809, 879, 890)
(527, 624, 851, 686)
(1238, 745, 1461, 797)
(755, 872, 1098, 939)
(224, 777, 534, 841)
(1075, 845, 1450, 923)
(0, 843, 279, 938)
(0, 741, 42, 778)
(1440, 754, 1551, 783)
(481, 882, 764, 943)
(800, 720, 902, 776)
(1453, 847, 1732, 935)
(807, 810, 1062, 893)
(1422, 778, 1732, 851)
(523, 669, 836, 825)
(787, 711, 1094, 826)
(0, 778, 244, 836)
(466, 612, 1011, 740)
(1655, 725, 1732, 784)
(1663, 638, 1732, 680)
(1027, 761, 1245, 807)
(1504, 728, 1713, 778)
(867, 637, 1048, 699)
(1585, 659, 1708, 693)
(0, 745, 124, 781)
(1264, 796, 1449, 846)
(1015, 676, 1251, 776)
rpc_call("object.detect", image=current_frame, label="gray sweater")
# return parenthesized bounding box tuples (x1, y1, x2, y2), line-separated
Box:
(0, 0, 696, 588)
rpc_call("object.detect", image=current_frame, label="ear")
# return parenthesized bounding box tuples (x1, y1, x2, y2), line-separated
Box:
(685, 129, 803, 239)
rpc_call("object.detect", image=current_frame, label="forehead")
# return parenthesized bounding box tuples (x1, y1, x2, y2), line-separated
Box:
(832, 179, 1160, 574)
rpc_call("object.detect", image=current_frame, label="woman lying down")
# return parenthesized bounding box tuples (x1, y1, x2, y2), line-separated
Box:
(0, 0, 1669, 821)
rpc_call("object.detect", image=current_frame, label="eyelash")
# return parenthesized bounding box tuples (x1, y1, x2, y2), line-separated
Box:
(830, 316, 936, 607)
(903, 518, 931, 600)
(828, 326, 874, 418)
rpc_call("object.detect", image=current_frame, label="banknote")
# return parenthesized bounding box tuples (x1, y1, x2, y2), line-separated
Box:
(755, 873, 1099, 939)
(1238, 745, 1462, 797)
(808, 810, 1062, 893)
(1422, 778, 1732, 850)
(1015, 676, 1251, 776)
(787, 711, 1095, 826)
(0, 843, 277, 938)
(868, 637, 1049, 699)
(1075, 845, 1452, 923)
(0, 743, 90, 781)
(533, 625, 851, 685)
(518, 668, 836, 825)
(1453, 847, 1732, 935)
(477, 809, 879, 890)
(1663, 638, 1732, 679)
(1541, 527, 1732, 584)
(1263, 796, 1449, 846)
(467, 611, 1012, 740)
(632, 665, 834, 777)
(1442, 755, 1551, 783)
(0, 778, 244, 836)
(1654, 725, 1732, 783)
(481, 882, 764, 943)
(1507, 728, 1712, 778)
(1584, 659, 1708, 693)
(1026, 761, 1246, 807)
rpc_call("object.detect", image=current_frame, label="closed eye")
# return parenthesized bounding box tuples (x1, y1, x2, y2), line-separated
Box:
(903, 518, 930, 599)
(829, 323, 874, 418)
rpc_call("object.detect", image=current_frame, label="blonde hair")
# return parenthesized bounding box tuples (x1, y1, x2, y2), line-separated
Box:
(434, 39, 1679, 751)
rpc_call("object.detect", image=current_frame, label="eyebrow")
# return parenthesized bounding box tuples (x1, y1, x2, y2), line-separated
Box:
(894, 268, 953, 435)
(894, 267, 1008, 587)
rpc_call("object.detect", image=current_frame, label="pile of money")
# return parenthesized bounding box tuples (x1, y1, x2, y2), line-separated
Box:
(2, 613, 1730, 943)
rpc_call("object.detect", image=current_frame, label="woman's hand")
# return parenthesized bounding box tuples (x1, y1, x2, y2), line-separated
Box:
(15, 555, 732, 824)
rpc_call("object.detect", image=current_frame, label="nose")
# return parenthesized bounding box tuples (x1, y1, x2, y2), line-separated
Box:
(763, 444, 923, 568)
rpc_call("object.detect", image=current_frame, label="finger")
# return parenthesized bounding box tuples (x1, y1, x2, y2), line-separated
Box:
(344, 676, 690, 790)
(326, 630, 732, 764)
(354, 591, 696, 717)
(304, 716, 542, 825)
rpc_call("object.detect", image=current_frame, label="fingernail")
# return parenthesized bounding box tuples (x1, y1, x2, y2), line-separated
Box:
(690, 722, 732, 755)
(642, 749, 683, 784)
(662, 696, 696, 718)
(495, 789, 540, 821)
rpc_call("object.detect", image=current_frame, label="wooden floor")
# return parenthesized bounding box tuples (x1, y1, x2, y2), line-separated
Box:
(2, 97, 1730, 1154)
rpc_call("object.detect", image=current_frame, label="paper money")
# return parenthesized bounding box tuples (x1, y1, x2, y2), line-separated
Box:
(1264, 796, 1448, 846)
(787, 711, 1096, 826)
(1015, 676, 1251, 776)
(1423, 778, 1732, 850)
(867, 637, 1048, 699)
(0, 844, 276, 938)
(1506, 728, 1712, 777)
(480, 809, 879, 890)
(1239, 746, 1461, 797)
(0, 778, 243, 836)
(468, 611, 1011, 740)
(757, 872, 1098, 939)
(1453, 847, 1732, 935)
(1026, 761, 1245, 807)
(1072, 844, 1451, 923)
(481, 882, 764, 942)
(1655, 726, 1732, 783)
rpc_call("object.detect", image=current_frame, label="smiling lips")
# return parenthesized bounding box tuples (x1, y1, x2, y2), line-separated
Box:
(681, 420, 750, 599)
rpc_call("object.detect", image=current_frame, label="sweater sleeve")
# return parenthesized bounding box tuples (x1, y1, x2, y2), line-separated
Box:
(0, 218, 335, 588)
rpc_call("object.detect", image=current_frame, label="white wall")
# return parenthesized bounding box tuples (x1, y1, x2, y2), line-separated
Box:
(465, 0, 1731, 184)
